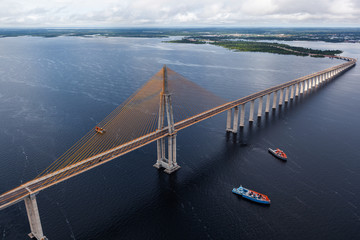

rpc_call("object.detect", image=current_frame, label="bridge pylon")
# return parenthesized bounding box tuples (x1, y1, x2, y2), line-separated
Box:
(153, 65, 180, 174)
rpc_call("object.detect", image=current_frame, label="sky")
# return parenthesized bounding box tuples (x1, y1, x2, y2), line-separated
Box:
(0, 0, 359, 28)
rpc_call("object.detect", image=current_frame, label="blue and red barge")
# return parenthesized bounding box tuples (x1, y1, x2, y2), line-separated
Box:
(232, 185, 271, 205)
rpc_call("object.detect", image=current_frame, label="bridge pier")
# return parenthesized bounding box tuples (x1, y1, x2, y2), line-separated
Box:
(279, 88, 284, 106)
(300, 82, 304, 94)
(249, 100, 254, 122)
(265, 94, 271, 113)
(304, 80, 308, 92)
(226, 109, 232, 131)
(295, 83, 299, 97)
(24, 194, 47, 240)
(239, 104, 245, 127)
(284, 87, 289, 102)
(290, 85, 294, 99)
(257, 97, 263, 117)
(232, 106, 239, 133)
(272, 91, 277, 109)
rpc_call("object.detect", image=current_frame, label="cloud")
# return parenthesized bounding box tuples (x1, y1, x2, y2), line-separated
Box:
(0, 0, 359, 27)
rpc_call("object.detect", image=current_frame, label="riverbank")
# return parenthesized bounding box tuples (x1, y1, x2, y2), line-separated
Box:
(166, 38, 343, 57)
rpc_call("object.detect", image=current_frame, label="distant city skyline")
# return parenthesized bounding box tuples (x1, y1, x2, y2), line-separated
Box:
(0, 0, 359, 28)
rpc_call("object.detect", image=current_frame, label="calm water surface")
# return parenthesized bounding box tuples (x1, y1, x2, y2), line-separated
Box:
(0, 36, 359, 239)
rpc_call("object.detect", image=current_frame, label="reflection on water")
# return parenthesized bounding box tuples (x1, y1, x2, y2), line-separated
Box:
(0, 37, 359, 240)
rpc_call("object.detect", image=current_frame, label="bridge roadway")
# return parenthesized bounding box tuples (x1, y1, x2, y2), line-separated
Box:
(0, 58, 356, 211)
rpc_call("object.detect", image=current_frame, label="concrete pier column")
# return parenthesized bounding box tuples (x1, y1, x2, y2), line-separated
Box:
(312, 77, 316, 87)
(167, 135, 173, 167)
(160, 134, 180, 174)
(315, 76, 319, 86)
(295, 83, 299, 97)
(279, 88, 284, 106)
(265, 94, 271, 113)
(304, 80, 308, 92)
(172, 135, 177, 167)
(290, 85, 295, 99)
(156, 138, 166, 167)
(272, 91, 278, 109)
(300, 82, 304, 94)
(232, 106, 239, 133)
(239, 104, 245, 127)
(24, 194, 47, 240)
(284, 87, 289, 102)
(257, 97, 263, 117)
(308, 79, 312, 90)
(249, 100, 255, 122)
(226, 109, 232, 132)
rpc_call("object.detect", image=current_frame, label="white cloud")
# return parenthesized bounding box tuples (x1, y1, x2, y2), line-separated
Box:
(0, 0, 359, 27)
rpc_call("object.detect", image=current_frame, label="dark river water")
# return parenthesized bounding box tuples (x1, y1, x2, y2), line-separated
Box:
(0, 36, 359, 240)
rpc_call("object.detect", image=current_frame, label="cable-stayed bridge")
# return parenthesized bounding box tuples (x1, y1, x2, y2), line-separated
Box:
(0, 56, 356, 240)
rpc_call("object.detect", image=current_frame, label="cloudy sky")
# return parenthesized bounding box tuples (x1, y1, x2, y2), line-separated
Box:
(0, 0, 359, 27)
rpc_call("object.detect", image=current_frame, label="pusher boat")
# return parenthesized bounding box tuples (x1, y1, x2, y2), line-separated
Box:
(232, 185, 271, 204)
(268, 148, 287, 161)
(95, 126, 106, 134)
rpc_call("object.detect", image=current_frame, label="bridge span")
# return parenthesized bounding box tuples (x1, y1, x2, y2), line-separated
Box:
(0, 56, 356, 240)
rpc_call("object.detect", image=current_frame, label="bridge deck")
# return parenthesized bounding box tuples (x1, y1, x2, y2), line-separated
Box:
(0, 58, 356, 210)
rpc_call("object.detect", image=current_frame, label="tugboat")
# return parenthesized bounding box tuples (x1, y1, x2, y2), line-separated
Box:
(95, 126, 106, 134)
(232, 185, 271, 205)
(268, 148, 287, 161)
